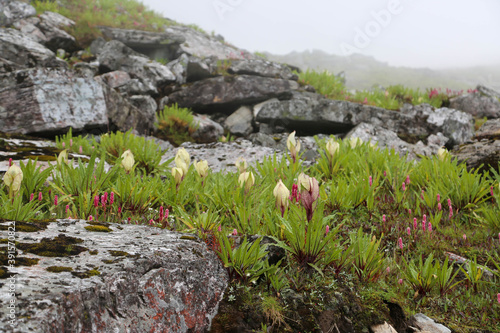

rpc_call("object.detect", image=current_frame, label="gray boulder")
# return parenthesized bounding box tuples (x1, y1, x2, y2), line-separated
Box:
(166, 25, 255, 60)
(0, 219, 227, 333)
(0, 28, 63, 70)
(36, 11, 78, 53)
(411, 313, 451, 333)
(0, 68, 107, 135)
(97, 40, 176, 93)
(0, 0, 36, 26)
(98, 26, 185, 61)
(128, 94, 157, 124)
(453, 139, 500, 173)
(227, 58, 298, 80)
(191, 114, 224, 143)
(475, 118, 500, 140)
(449, 92, 500, 119)
(168, 75, 297, 113)
(477, 84, 500, 99)
(224, 106, 254, 136)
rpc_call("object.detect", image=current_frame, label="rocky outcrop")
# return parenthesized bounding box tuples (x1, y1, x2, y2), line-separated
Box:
(477, 84, 500, 99)
(255, 92, 474, 146)
(224, 106, 254, 137)
(169, 75, 297, 113)
(36, 11, 78, 52)
(0, 68, 108, 135)
(449, 91, 500, 118)
(226, 58, 298, 80)
(97, 40, 175, 94)
(0, 219, 228, 333)
(191, 114, 224, 143)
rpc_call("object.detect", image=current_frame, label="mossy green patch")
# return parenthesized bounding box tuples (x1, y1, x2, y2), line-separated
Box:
(0, 266, 11, 279)
(0, 220, 52, 232)
(101, 259, 114, 264)
(85, 221, 112, 232)
(84, 225, 112, 232)
(89, 250, 98, 255)
(71, 268, 101, 279)
(108, 250, 129, 257)
(46, 266, 73, 273)
(0, 247, 40, 266)
(17, 234, 87, 257)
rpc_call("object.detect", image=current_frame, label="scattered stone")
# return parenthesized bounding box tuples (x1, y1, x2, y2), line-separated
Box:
(477, 84, 500, 99)
(371, 321, 398, 333)
(475, 118, 500, 140)
(224, 106, 254, 137)
(98, 26, 185, 61)
(0, 219, 228, 333)
(191, 114, 224, 143)
(411, 313, 451, 333)
(97, 40, 175, 93)
(452, 139, 500, 173)
(449, 91, 500, 119)
(0, 0, 36, 26)
(168, 75, 296, 113)
(0, 28, 63, 69)
(227, 58, 298, 80)
(37, 11, 78, 53)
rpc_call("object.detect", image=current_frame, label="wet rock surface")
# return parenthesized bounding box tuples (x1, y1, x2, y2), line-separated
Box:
(0, 219, 228, 333)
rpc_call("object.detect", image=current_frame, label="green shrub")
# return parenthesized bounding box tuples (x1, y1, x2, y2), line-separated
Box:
(155, 104, 198, 146)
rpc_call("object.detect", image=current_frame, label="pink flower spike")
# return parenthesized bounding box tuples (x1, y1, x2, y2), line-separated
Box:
(382, 215, 386, 223)
(406, 175, 410, 185)
(149, 219, 154, 226)
(437, 194, 441, 202)
(498, 232, 500, 243)
(421, 189, 425, 200)
(408, 209, 412, 216)
(8, 158, 12, 167)
(62, 142, 65, 148)
(383, 170, 387, 177)
(110, 192, 114, 205)
(423, 214, 427, 223)
(398, 278, 403, 285)
(369, 176, 372, 187)
(407, 227, 411, 236)
(38, 192, 42, 201)
(54, 195, 58, 206)
(79, 146, 83, 154)
(422, 220, 426, 231)
(448, 198, 452, 208)
(217, 225, 222, 232)
(165, 209, 169, 219)
(69, 139, 73, 147)
(490, 186, 494, 197)
(65, 205, 69, 214)
(428, 222, 432, 232)
(386, 266, 390, 274)
(118, 206, 122, 214)
(413, 218, 417, 230)
(438, 203, 442, 211)
(325, 225, 330, 235)
(88, 215, 93, 221)
(402, 182, 406, 191)
(232, 229, 238, 236)
(463, 234, 467, 241)
(30, 193, 34, 202)
(94, 195, 99, 208)
(398, 237, 403, 250)
(449, 207, 453, 218)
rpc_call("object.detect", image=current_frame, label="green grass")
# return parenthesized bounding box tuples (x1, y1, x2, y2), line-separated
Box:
(298, 69, 473, 111)
(31, 0, 205, 48)
(3, 130, 500, 331)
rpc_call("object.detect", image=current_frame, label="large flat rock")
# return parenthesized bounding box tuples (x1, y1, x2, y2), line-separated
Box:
(0, 219, 227, 333)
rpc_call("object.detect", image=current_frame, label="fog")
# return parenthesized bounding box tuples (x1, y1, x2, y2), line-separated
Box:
(141, 0, 500, 69)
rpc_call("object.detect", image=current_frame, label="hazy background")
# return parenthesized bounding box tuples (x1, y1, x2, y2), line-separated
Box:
(142, 0, 500, 89)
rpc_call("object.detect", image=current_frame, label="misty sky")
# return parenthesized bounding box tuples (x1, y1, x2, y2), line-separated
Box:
(141, 0, 500, 69)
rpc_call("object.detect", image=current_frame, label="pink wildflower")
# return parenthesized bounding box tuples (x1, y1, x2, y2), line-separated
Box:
(8, 158, 12, 167)
(386, 266, 390, 274)
(402, 182, 406, 191)
(65, 205, 69, 214)
(382, 215, 386, 223)
(369, 176, 372, 187)
(398, 237, 403, 250)
(398, 278, 403, 285)
(406, 175, 410, 185)
(54, 195, 58, 206)
(232, 229, 238, 236)
(463, 234, 467, 241)
(407, 227, 411, 236)
(325, 225, 330, 235)
(422, 220, 426, 232)
(110, 192, 114, 205)
(30, 193, 34, 202)
(217, 225, 222, 232)
(38, 192, 42, 201)
(437, 194, 440, 202)
(413, 217, 417, 230)
(79, 146, 83, 154)
(448, 198, 452, 208)
(94, 195, 99, 208)
(438, 203, 442, 211)
(428, 222, 432, 232)
(88, 215, 93, 221)
(408, 209, 412, 215)
(423, 214, 427, 223)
